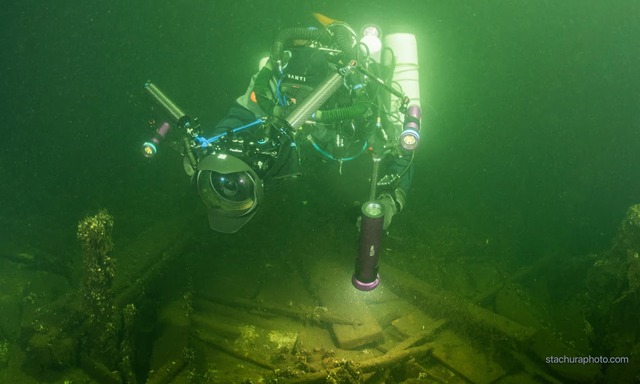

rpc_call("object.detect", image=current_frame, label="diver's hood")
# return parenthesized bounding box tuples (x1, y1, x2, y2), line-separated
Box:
(196, 153, 264, 233)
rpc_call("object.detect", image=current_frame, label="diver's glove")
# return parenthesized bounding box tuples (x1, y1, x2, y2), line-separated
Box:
(377, 188, 406, 230)
(355, 188, 406, 231)
(273, 104, 295, 118)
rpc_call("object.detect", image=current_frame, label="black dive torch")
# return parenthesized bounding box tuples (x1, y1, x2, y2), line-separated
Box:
(352, 156, 385, 291)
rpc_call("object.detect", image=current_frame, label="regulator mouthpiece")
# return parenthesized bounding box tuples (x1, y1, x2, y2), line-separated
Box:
(399, 105, 422, 151)
(142, 121, 171, 158)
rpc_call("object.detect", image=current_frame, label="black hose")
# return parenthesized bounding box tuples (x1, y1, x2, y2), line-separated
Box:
(332, 25, 357, 62)
(270, 27, 332, 65)
(317, 102, 369, 122)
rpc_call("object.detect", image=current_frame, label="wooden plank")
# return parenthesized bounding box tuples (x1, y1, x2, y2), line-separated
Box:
(391, 311, 445, 338)
(430, 330, 506, 384)
(388, 319, 447, 353)
(308, 261, 383, 349)
(193, 332, 277, 371)
(288, 345, 433, 384)
(147, 299, 190, 375)
(198, 295, 361, 327)
(381, 262, 536, 343)
(255, 263, 317, 308)
(473, 253, 555, 305)
(332, 311, 383, 350)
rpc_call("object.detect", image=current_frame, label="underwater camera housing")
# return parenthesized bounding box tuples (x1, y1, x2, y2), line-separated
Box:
(143, 82, 269, 232)
(196, 153, 264, 233)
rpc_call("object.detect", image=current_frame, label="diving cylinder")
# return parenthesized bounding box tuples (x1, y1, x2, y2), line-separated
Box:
(383, 33, 421, 123)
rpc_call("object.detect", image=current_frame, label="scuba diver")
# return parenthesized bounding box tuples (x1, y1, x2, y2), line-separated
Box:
(143, 13, 422, 235)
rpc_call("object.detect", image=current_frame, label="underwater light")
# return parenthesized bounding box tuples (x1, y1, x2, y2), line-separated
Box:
(352, 201, 384, 291)
(360, 25, 382, 61)
(399, 105, 421, 151)
(142, 121, 171, 158)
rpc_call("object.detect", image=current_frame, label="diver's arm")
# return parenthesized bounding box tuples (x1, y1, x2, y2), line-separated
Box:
(253, 63, 277, 116)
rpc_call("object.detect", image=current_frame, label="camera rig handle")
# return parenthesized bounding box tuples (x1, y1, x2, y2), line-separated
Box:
(144, 81, 201, 137)
(144, 82, 185, 122)
(144, 81, 201, 167)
